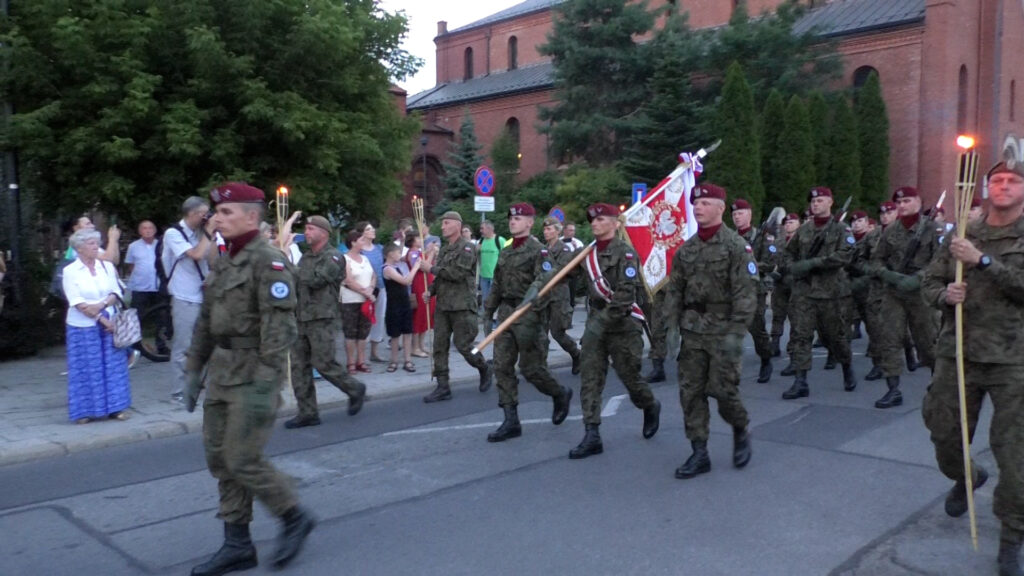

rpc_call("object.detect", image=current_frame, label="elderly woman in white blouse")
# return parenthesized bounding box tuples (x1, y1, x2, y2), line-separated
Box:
(62, 229, 131, 424)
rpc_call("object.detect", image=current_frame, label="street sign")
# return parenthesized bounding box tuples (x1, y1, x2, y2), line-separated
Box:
(632, 182, 647, 205)
(548, 206, 565, 223)
(474, 196, 495, 212)
(474, 165, 495, 196)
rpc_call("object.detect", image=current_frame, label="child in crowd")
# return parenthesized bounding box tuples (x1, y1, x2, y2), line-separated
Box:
(382, 243, 421, 372)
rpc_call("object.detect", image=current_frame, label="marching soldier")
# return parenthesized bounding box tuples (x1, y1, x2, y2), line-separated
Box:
(846, 210, 871, 341)
(782, 187, 857, 399)
(731, 198, 774, 383)
(484, 205, 573, 442)
(869, 186, 939, 408)
(569, 203, 661, 459)
(774, 213, 801, 376)
(539, 216, 582, 374)
(665, 183, 756, 479)
(183, 183, 315, 575)
(285, 215, 367, 428)
(921, 160, 1024, 576)
(864, 201, 899, 381)
(422, 211, 494, 402)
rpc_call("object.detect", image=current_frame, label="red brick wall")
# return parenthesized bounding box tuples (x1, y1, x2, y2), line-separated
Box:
(435, 10, 555, 84)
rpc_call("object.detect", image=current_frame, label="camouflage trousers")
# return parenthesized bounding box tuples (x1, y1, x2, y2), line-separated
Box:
(748, 290, 772, 360)
(432, 309, 488, 380)
(854, 283, 884, 361)
(771, 283, 794, 355)
(877, 289, 937, 377)
(290, 319, 365, 419)
(647, 290, 668, 361)
(203, 380, 297, 524)
(542, 298, 580, 362)
(789, 294, 851, 371)
(923, 358, 1024, 534)
(495, 304, 563, 407)
(678, 333, 750, 442)
(579, 314, 656, 426)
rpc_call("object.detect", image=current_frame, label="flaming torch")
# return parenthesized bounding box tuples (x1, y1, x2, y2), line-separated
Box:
(411, 195, 434, 380)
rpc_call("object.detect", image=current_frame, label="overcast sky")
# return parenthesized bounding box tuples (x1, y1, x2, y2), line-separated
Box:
(378, 1, 525, 96)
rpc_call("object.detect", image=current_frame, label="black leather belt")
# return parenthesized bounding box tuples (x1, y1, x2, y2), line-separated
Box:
(215, 336, 260, 350)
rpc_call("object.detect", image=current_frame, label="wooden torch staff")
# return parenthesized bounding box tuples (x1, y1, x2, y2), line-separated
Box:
(412, 196, 434, 380)
(953, 135, 981, 551)
(472, 243, 595, 355)
(275, 185, 293, 390)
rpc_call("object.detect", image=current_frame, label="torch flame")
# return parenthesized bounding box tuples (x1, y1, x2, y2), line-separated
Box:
(956, 135, 975, 150)
(277, 186, 289, 196)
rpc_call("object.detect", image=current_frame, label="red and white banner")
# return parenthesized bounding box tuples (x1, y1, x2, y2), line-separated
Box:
(623, 152, 703, 293)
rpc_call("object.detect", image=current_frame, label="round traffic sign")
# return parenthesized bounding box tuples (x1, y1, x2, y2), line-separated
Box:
(548, 206, 565, 223)
(474, 165, 495, 196)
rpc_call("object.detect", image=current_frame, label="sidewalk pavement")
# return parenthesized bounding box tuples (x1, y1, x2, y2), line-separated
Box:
(0, 309, 587, 467)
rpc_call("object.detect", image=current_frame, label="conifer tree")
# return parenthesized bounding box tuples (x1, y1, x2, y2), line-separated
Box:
(759, 89, 787, 208)
(827, 97, 862, 205)
(712, 62, 763, 212)
(856, 71, 890, 206)
(775, 95, 815, 211)
(441, 111, 484, 205)
(807, 91, 831, 184)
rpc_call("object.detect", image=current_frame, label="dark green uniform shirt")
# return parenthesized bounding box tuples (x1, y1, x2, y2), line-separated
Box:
(784, 217, 855, 299)
(430, 236, 478, 312)
(295, 245, 345, 322)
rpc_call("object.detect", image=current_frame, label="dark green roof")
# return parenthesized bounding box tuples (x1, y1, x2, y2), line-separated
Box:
(407, 62, 554, 110)
(446, 0, 564, 35)
(793, 0, 924, 37)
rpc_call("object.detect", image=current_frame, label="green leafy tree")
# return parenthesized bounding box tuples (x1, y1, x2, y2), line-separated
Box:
(826, 97, 861, 205)
(490, 129, 520, 193)
(710, 62, 763, 212)
(554, 166, 628, 226)
(1, 0, 422, 224)
(539, 0, 655, 165)
(855, 71, 890, 206)
(439, 111, 484, 212)
(806, 91, 831, 184)
(759, 89, 787, 208)
(775, 95, 815, 211)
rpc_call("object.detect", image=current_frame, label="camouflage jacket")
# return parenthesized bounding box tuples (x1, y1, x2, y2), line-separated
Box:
(483, 235, 551, 313)
(542, 238, 577, 305)
(739, 226, 776, 292)
(429, 236, 478, 312)
(584, 238, 644, 329)
(871, 214, 941, 277)
(295, 245, 345, 323)
(186, 236, 297, 387)
(922, 217, 1024, 363)
(664, 225, 758, 336)
(784, 217, 855, 299)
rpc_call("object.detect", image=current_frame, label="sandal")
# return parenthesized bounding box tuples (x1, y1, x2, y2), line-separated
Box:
(356, 363, 372, 374)
(347, 363, 357, 374)
(386, 362, 398, 373)
(411, 350, 429, 358)
(403, 361, 416, 373)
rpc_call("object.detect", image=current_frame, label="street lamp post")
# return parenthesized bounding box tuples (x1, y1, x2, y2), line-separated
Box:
(420, 136, 428, 205)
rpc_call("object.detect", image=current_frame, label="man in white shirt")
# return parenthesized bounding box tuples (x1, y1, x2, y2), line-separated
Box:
(125, 220, 168, 353)
(561, 221, 585, 308)
(162, 197, 215, 401)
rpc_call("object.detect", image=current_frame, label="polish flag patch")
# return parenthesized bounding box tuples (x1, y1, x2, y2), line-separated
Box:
(271, 261, 285, 271)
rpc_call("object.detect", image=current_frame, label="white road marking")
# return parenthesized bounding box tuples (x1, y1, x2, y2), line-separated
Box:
(383, 416, 583, 436)
(601, 394, 627, 418)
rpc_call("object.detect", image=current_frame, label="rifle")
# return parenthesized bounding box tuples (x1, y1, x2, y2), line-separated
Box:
(806, 195, 852, 258)
(898, 190, 946, 273)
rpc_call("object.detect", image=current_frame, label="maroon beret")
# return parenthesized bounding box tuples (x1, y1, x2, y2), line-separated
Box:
(586, 203, 620, 223)
(851, 210, 868, 221)
(868, 218, 878, 226)
(731, 198, 751, 211)
(987, 159, 1024, 180)
(784, 212, 800, 223)
(508, 203, 536, 217)
(808, 186, 832, 200)
(879, 201, 897, 213)
(690, 183, 727, 203)
(892, 186, 919, 201)
(971, 196, 983, 208)
(210, 182, 265, 207)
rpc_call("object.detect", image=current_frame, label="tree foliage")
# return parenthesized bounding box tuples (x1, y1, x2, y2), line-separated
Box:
(711, 62, 763, 212)
(855, 71, 890, 206)
(0, 0, 421, 224)
(759, 89, 787, 208)
(806, 91, 831, 184)
(775, 95, 815, 211)
(553, 166, 628, 226)
(439, 111, 484, 208)
(826, 96, 862, 206)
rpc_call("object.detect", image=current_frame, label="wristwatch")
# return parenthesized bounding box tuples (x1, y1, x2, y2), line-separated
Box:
(977, 254, 993, 270)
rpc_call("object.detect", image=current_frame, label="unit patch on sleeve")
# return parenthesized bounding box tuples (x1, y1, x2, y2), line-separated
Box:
(270, 282, 290, 299)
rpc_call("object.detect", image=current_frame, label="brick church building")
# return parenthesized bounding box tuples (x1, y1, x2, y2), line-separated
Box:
(401, 0, 1023, 215)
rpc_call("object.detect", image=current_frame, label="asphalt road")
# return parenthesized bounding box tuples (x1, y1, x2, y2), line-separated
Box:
(0, 335, 1006, 576)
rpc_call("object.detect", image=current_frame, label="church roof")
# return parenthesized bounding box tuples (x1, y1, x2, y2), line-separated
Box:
(793, 0, 925, 37)
(407, 61, 555, 110)
(447, 0, 565, 35)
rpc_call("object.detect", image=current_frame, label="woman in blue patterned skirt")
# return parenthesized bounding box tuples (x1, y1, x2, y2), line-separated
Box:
(62, 229, 131, 424)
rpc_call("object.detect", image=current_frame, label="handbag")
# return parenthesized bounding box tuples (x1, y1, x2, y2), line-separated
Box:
(361, 299, 377, 325)
(112, 295, 142, 348)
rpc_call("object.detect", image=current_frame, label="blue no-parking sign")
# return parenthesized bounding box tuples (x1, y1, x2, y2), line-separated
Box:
(632, 183, 647, 205)
(474, 166, 495, 196)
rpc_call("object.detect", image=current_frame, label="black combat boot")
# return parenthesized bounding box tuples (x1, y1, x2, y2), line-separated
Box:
(733, 427, 752, 469)
(999, 528, 1024, 576)
(824, 352, 837, 370)
(842, 363, 857, 391)
(757, 358, 773, 383)
(782, 371, 809, 400)
(423, 378, 452, 403)
(191, 522, 258, 576)
(770, 335, 782, 358)
(945, 464, 989, 517)
(675, 440, 711, 479)
(571, 351, 581, 375)
(780, 361, 796, 377)
(552, 386, 573, 425)
(478, 359, 494, 392)
(874, 376, 903, 409)
(569, 424, 603, 459)
(864, 363, 884, 381)
(347, 384, 366, 416)
(488, 405, 522, 442)
(284, 415, 321, 429)
(644, 359, 666, 383)
(642, 399, 661, 439)
(905, 345, 919, 372)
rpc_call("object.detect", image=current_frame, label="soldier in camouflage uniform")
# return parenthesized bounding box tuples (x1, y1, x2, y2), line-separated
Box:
(183, 183, 314, 575)
(773, 213, 801, 375)
(568, 203, 661, 460)
(665, 183, 756, 479)
(422, 211, 493, 403)
(781, 187, 857, 399)
(869, 186, 939, 408)
(643, 290, 669, 383)
(539, 216, 581, 375)
(862, 202, 899, 381)
(731, 198, 774, 383)
(921, 160, 1024, 576)
(284, 215, 367, 429)
(483, 205, 574, 442)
